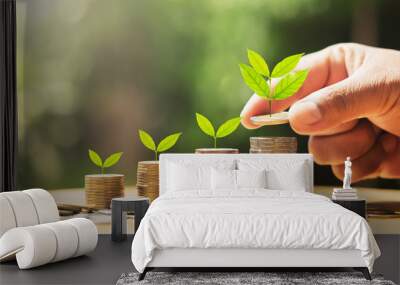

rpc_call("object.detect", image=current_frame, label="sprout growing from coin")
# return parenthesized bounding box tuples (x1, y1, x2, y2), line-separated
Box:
(88, 149, 123, 174)
(138, 129, 182, 160)
(195, 113, 241, 148)
(239, 49, 309, 126)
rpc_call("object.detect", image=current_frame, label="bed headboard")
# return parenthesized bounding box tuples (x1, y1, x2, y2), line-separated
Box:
(159, 153, 314, 194)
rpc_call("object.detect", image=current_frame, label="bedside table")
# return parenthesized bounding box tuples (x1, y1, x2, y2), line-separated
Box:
(111, 196, 150, 241)
(332, 199, 366, 218)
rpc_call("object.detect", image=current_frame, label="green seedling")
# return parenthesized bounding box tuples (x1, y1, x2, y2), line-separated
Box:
(195, 113, 241, 148)
(239, 49, 309, 117)
(88, 149, 123, 174)
(139, 129, 182, 160)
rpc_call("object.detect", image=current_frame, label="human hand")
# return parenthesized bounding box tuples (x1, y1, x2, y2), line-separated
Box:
(241, 43, 400, 182)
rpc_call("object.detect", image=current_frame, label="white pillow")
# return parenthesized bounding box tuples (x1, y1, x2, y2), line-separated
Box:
(211, 169, 267, 190)
(237, 169, 267, 189)
(211, 168, 236, 190)
(167, 163, 210, 191)
(237, 159, 308, 191)
(266, 167, 307, 191)
(167, 160, 235, 191)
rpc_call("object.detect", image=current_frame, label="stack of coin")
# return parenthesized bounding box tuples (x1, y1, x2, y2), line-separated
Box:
(136, 161, 159, 202)
(249, 137, 297, 153)
(85, 174, 124, 209)
(195, 148, 239, 154)
(367, 202, 400, 219)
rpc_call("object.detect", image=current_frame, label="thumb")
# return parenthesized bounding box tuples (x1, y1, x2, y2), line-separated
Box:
(288, 71, 388, 135)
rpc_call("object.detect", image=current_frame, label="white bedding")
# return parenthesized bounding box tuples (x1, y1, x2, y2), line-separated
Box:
(131, 190, 380, 273)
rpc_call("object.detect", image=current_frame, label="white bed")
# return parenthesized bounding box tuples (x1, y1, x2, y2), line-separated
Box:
(131, 154, 380, 280)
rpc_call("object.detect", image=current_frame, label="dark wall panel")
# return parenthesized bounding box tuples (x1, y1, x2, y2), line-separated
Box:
(0, 0, 17, 192)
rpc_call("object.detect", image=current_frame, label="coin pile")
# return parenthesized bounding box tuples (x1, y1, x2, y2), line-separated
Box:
(195, 148, 239, 154)
(367, 202, 400, 219)
(136, 161, 159, 202)
(85, 174, 124, 209)
(249, 137, 297, 153)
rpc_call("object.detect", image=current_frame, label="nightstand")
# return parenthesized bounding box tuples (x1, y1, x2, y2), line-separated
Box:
(332, 199, 366, 218)
(111, 196, 150, 241)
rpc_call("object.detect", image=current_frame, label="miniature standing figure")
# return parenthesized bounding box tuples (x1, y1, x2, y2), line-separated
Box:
(343, 157, 352, 189)
(332, 156, 358, 200)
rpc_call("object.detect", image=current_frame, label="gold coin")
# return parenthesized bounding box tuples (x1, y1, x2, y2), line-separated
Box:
(250, 112, 289, 126)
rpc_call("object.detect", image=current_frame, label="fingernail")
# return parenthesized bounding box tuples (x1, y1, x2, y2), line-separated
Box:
(290, 101, 322, 125)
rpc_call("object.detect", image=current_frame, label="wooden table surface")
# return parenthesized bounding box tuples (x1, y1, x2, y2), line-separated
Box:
(50, 186, 400, 235)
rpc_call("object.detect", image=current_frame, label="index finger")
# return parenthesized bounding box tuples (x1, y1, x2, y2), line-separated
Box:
(240, 48, 340, 129)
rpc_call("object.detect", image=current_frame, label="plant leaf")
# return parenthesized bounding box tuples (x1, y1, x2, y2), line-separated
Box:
(195, 113, 215, 137)
(273, 69, 309, 100)
(271, 53, 304, 78)
(157, 132, 182, 152)
(88, 149, 103, 167)
(138, 129, 156, 151)
(103, 152, 123, 168)
(247, 49, 269, 77)
(216, 117, 241, 138)
(239, 63, 269, 98)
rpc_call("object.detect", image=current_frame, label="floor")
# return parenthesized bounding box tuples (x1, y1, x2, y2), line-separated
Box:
(0, 235, 135, 285)
(1, 235, 399, 285)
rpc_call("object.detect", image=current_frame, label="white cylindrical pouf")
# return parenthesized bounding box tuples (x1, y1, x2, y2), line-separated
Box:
(23, 189, 59, 224)
(65, 218, 98, 257)
(0, 226, 57, 269)
(18, 226, 57, 269)
(43, 222, 79, 262)
(0, 218, 98, 269)
(0, 196, 17, 237)
(1, 192, 39, 227)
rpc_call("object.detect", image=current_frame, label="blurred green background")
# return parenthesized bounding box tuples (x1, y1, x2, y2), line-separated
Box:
(16, 0, 400, 190)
